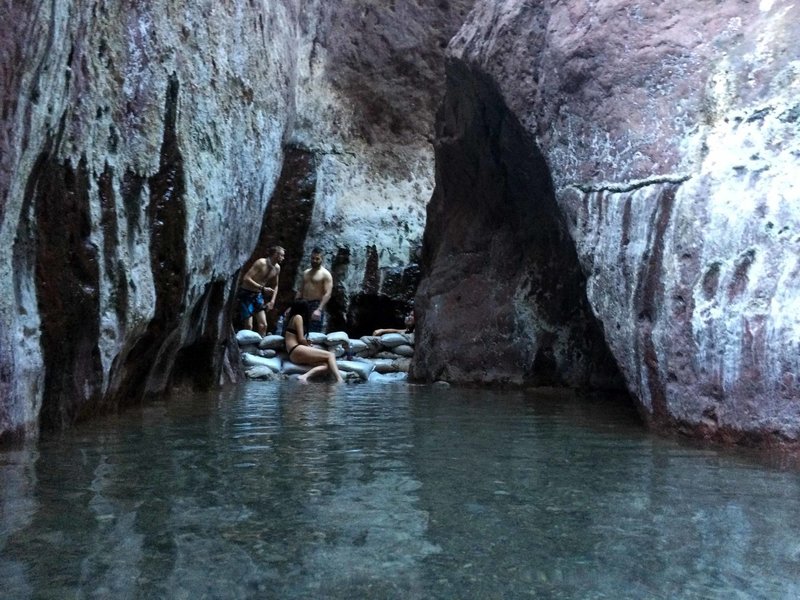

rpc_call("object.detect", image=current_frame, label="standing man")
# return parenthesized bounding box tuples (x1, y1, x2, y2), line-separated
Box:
(237, 246, 285, 336)
(297, 247, 333, 333)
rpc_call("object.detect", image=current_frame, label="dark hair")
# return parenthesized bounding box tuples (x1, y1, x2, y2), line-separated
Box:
(311, 247, 323, 255)
(287, 300, 311, 330)
(405, 310, 415, 333)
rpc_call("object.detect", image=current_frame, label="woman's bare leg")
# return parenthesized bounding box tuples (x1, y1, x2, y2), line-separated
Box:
(327, 354, 344, 383)
(298, 364, 329, 382)
(291, 346, 343, 382)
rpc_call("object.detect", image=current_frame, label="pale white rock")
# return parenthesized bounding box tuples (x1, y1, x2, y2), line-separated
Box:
(241, 354, 282, 374)
(336, 359, 375, 381)
(368, 371, 409, 383)
(245, 367, 280, 381)
(379, 333, 414, 348)
(373, 358, 411, 374)
(358, 336, 384, 357)
(325, 331, 350, 346)
(308, 332, 328, 345)
(347, 339, 368, 354)
(281, 361, 313, 375)
(258, 335, 285, 350)
(236, 330, 263, 346)
(391, 345, 415, 358)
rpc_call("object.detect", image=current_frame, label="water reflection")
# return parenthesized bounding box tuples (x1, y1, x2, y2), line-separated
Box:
(1, 382, 799, 598)
(410, 389, 800, 598)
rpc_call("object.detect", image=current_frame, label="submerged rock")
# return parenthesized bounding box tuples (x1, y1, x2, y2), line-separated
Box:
(245, 367, 280, 381)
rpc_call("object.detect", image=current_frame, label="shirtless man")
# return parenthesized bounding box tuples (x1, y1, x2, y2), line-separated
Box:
(297, 247, 333, 333)
(237, 246, 285, 336)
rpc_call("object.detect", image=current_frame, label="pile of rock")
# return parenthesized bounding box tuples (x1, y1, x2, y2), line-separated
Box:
(235, 329, 414, 382)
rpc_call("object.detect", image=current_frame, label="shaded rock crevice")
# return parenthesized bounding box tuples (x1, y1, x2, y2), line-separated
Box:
(31, 149, 103, 431)
(243, 143, 318, 331)
(105, 73, 189, 409)
(412, 59, 624, 390)
(171, 278, 237, 390)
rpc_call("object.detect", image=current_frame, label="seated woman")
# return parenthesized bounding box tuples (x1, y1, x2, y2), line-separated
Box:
(373, 310, 415, 337)
(284, 300, 344, 383)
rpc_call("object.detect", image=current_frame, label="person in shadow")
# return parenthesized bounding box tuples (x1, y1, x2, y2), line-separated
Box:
(284, 300, 344, 383)
(372, 309, 415, 337)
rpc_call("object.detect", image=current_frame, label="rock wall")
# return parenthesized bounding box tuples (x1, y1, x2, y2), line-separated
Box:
(414, 0, 800, 443)
(1, 1, 301, 440)
(6, 0, 797, 446)
(0, 0, 472, 441)
(253, 0, 474, 336)
(412, 61, 623, 388)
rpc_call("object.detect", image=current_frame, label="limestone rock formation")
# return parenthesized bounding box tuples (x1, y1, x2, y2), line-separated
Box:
(1, 2, 302, 441)
(413, 0, 800, 443)
(0, 1, 472, 441)
(247, 0, 474, 335)
(5, 0, 798, 448)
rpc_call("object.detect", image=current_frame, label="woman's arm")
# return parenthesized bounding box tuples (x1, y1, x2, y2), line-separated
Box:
(294, 315, 310, 345)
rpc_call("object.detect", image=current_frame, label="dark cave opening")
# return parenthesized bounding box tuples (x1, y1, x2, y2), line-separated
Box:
(414, 58, 628, 398)
(344, 293, 413, 338)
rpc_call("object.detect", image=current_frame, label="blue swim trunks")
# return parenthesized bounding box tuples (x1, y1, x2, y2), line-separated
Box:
(306, 299, 326, 333)
(237, 288, 266, 322)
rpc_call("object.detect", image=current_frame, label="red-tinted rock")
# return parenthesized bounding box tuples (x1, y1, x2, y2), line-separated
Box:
(416, 0, 800, 444)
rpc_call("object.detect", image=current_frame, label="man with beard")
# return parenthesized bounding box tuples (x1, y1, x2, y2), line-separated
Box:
(297, 247, 333, 333)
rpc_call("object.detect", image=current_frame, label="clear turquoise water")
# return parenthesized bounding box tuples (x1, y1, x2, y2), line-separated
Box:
(1, 381, 799, 599)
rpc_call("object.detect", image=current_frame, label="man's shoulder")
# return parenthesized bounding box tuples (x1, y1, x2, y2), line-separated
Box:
(244, 258, 266, 274)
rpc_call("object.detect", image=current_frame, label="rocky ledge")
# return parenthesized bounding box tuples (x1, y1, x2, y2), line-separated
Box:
(236, 330, 414, 383)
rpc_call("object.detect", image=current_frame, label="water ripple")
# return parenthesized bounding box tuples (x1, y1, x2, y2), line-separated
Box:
(1, 382, 799, 598)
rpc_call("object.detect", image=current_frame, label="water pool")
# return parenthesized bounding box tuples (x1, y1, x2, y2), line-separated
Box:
(2, 381, 799, 598)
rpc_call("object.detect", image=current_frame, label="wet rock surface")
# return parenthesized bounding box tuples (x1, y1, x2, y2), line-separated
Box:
(414, 0, 800, 443)
(236, 329, 413, 383)
(3, 0, 799, 446)
(0, 1, 472, 439)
